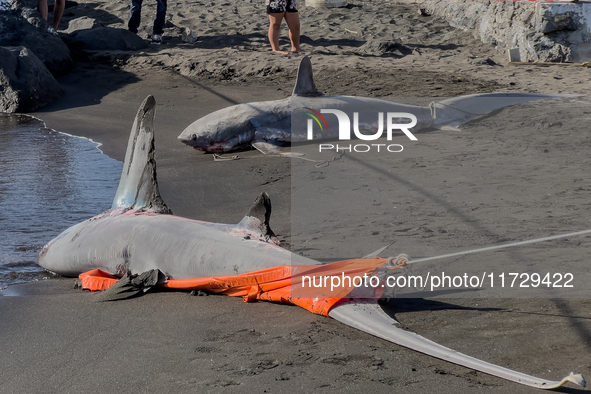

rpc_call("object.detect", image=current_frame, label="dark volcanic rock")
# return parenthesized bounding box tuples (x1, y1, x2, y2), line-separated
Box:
(0, 8, 73, 76)
(0, 46, 64, 113)
(355, 40, 412, 57)
(64, 16, 102, 35)
(65, 27, 148, 51)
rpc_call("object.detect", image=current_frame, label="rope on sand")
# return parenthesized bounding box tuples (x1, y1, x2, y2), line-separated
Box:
(390, 228, 591, 266)
(212, 150, 345, 167)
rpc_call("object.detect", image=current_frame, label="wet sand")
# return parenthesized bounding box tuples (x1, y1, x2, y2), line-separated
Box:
(2, 0, 591, 392)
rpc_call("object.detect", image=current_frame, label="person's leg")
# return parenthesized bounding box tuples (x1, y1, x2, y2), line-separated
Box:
(284, 11, 301, 52)
(268, 13, 288, 54)
(153, 0, 167, 36)
(52, 0, 65, 30)
(128, 0, 143, 33)
(37, 0, 48, 21)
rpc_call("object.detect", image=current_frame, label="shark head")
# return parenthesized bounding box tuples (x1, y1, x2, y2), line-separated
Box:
(179, 56, 322, 153)
(178, 104, 260, 153)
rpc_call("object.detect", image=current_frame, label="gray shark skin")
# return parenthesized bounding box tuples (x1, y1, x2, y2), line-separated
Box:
(177, 56, 571, 153)
(38, 96, 585, 390)
(38, 96, 316, 279)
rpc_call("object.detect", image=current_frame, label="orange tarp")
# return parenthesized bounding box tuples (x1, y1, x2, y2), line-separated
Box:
(79, 269, 120, 291)
(79, 257, 388, 316)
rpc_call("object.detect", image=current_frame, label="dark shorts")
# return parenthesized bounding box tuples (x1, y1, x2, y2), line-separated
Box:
(267, 0, 298, 13)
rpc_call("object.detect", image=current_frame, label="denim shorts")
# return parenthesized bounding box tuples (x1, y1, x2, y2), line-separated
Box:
(267, 0, 298, 13)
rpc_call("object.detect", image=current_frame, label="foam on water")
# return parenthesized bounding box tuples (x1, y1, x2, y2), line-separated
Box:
(0, 114, 122, 288)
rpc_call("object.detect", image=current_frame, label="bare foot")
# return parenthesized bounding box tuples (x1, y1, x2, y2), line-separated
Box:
(272, 49, 289, 55)
(291, 48, 305, 53)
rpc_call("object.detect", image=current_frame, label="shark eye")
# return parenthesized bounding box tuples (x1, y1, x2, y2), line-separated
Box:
(191, 134, 197, 141)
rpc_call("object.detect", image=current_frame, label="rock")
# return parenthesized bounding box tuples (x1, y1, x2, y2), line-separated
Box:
(0, 46, 63, 113)
(468, 57, 497, 66)
(64, 16, 102, 35)
(393, 0, 589, 62)
(182, 27, 198, 44)
(65, 26, 148, 51)
(355, 40, 412, 57)
(539, 12, 579, 34)
(0, 8, 73, 76)
(0, 0, 13, 11)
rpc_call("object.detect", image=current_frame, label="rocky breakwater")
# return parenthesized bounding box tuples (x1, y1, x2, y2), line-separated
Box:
(391, 0, 591, 63)
(0, 0, 73, 112)
(0, 0, 146, 112)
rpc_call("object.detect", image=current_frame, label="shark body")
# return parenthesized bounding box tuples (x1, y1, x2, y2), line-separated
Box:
(178, 57, 570, 153)
(38, 96, 314, 279)
(38, 96, 585, 390)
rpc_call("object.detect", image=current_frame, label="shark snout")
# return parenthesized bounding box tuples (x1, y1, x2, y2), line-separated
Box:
(178, 133, 210, 148)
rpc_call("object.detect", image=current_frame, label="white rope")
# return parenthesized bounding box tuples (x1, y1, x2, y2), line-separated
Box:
(404, 228, 591, 265)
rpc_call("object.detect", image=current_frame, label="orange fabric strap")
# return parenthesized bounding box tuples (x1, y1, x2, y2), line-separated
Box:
(78, 257, 388, 316)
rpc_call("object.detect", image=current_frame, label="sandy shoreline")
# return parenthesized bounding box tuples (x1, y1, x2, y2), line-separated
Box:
(2, 0, 591, 392)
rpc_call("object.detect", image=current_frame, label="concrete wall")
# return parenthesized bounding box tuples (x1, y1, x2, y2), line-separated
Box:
(392, 0, 591, 62)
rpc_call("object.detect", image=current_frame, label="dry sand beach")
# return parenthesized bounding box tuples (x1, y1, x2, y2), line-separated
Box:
(2, 0, 591, 392)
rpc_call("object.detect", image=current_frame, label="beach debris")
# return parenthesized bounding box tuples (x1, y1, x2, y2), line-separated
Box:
(38, 96, 586, 389)
(178, 56, 572, 154)
(181, 27, 198, 44)
(468, 57, 497, 66)
(418, 8, 430, 16)
(508, 48, 521, 62)
(213, 153, 239, 161)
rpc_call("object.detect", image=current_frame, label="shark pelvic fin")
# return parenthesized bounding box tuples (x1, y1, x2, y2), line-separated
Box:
(292, 56, 323, 97)
(111, 95, 172, 214)
(237, 192, 278, 244)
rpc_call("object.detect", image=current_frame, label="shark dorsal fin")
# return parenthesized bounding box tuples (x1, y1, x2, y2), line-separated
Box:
(237, 192, 278, 244)
(292, 56, 323, 97)
(111, 95, 172, 214)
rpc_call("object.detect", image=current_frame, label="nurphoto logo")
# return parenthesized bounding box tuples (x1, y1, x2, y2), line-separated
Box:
(304, 108, 418, 153)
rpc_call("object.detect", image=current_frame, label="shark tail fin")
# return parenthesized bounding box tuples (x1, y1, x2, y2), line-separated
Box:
(111, 95, 172, 214)
(237, 192, 278, 244)
(432, 93, 574, 130)
(292, 56, 323, 97)
(329, 300, 586, 389)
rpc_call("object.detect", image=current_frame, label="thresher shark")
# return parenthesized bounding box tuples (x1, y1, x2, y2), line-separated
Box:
(38, 96, 585, 390)
(178, 56, 571, 154)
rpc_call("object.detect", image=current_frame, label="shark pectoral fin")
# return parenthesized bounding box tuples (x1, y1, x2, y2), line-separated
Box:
(292, 56, 324, 97)
(111, 95, 172, 214)
(328, 300, 586, 389)
(236, 192, 278, 244)
(94, 269, 167, 301)
(252, 141, 282, 155)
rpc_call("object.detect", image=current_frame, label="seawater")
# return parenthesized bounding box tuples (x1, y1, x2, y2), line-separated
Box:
(0, 114, 122, 288)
